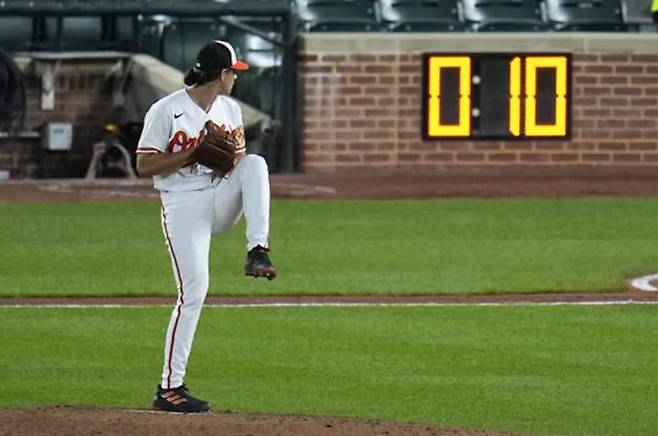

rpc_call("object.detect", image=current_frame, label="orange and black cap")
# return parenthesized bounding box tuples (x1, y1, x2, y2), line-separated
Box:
(194, 40, 249, 72)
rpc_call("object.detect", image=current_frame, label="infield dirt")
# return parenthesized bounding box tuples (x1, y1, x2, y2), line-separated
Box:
(0, 406, 520, 436)
(2, 172, 658, 203)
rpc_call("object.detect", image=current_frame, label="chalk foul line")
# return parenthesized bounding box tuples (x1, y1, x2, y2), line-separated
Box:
(1, 300, 658, 309)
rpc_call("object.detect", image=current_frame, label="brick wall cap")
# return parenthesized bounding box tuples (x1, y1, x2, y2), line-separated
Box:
(300, 33, 658, 54)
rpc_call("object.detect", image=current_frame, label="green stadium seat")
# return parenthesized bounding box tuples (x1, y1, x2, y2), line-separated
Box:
(295, 0, 381, 31)
(233, 69, 264, 112)
(222, 19, 283, 114)
(225, 19, 283, 69)
(137, 16, 169, 58)
(256, 67, 280, 116)
(39, 17, 61, 49)
(62, 16, 105, 49)
(43, 15, 105, 50)
(161, 19, 221, 72)
(544, 0, 628, 31)
(231, 66, 280, 117)
(461, 0, 547, 31)
(108, 15, 138, 50)
(0, 16, 35, 52)
(378, 0, 465, 31)
(621, 0, 653, 31)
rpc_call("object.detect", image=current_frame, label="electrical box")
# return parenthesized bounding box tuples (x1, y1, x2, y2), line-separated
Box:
(43, 122, 72, 151)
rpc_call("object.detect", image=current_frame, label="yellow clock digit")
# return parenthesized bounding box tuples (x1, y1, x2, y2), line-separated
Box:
(524, 56, 568, 137)
(427, 56, 471, 137)
(509, 57, 522, 137)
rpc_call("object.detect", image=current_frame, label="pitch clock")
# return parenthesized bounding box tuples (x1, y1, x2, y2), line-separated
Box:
(422, 53, 571, 140)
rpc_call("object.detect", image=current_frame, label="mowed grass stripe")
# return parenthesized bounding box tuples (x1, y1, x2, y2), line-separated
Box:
(2, 305, 657, 436)
(1, 198, 658, 296)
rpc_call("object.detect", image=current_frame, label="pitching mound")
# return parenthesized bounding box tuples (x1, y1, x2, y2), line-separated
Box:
(0, 407, 517, 436)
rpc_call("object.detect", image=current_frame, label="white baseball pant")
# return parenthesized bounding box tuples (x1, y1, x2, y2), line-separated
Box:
(159, 154, 270, 389)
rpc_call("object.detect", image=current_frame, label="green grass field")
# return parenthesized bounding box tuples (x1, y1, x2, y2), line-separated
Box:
(2, 197, 657, 435)
(1, 198, 658, 297)
(2, 305, 657, 436)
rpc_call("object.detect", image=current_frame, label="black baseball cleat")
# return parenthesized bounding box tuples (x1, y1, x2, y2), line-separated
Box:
(244, 245, 277, 280)
(152, 384, 211, 413)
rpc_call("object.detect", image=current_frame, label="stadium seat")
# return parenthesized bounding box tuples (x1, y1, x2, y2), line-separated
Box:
(242, 35, 282, 69)
(38, 17, 59, 50)
(295, 0, 381, 31)
(544, 0, 628, 31)
(621, 0, 655, 31)
(137, 16, 169, 59)
(61, 16, 105, 49)
(232, 69, 265, 113)
(0, 16, 35, 52)
(461, 0, 547, 31)
(255, 67, 280, 116)
(161, 20, 221, 72)
(108, 15, 138, 50)
(222, 19, 283, 115)
(42, 16, 105, 50)
(228, 56, 278, 114)
(378, 0, 465, 31)
(225, 19, 283, 69)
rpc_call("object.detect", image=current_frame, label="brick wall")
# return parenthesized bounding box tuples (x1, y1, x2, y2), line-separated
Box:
(0, 137, 41, 178)
(0, 59, 116, 178)
(299, 34, 658, 174)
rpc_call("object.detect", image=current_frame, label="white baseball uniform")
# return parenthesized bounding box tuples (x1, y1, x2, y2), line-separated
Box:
(137, 88, 271, 389)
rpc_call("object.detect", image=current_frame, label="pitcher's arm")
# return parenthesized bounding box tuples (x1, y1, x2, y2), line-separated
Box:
(137, 149, 195, 177)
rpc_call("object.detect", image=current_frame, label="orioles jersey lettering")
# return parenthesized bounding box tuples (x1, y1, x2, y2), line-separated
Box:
(136, 89, 245, 192)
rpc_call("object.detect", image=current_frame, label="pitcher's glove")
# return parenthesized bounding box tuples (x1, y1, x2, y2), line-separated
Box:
(191, 120, 238, 174)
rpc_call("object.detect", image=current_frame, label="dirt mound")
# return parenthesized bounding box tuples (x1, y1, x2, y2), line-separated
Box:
(0, 406, 518, 436)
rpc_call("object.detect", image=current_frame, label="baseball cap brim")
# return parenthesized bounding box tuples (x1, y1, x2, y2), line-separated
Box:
(232, 60, 249, 71)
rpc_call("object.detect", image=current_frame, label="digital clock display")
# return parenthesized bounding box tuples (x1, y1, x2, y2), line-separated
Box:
(422, 53, 571, 140)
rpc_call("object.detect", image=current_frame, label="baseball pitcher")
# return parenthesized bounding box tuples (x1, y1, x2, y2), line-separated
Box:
(136, 40, 276, 413)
